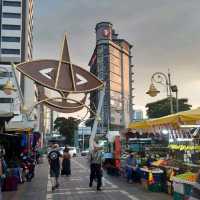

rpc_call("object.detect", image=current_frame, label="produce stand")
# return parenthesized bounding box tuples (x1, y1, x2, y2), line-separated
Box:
(127, 108, 200, 195)
(172, 172, 197, 200)
(103, 132, 122, 176)
(140, 167, 164, 192)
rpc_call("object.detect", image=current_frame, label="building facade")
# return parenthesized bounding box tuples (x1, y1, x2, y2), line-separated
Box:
(89, 22, 134, 132)
(132, 109, 143, 121)
(78, 126, 91, 150)
(0, 0, 34, 118)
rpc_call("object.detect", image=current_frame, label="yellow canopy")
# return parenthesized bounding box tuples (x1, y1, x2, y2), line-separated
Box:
(128, 108, 200, 129)
(129, 120, 151, 129)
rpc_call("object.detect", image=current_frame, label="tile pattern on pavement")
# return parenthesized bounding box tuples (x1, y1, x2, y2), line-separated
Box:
(46, 157, 171, 200)
(1, 156, 172, 200)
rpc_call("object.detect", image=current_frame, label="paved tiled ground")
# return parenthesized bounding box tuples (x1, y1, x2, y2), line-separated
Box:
(2, 156, 172, 200)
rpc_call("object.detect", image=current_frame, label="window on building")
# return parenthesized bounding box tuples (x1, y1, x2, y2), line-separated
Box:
(103, 45, 109, 55)
(2, 24, 21, 30)
(1, 49, 20, 54)
(2, 36, 20, 42)
(110, 90, 121, 99)
(110, 72, 121, 84)
(110, 64, 121, 75)
(110, 55, 121, 66)
(3, 13, 21, 18)
(0, 98, 13, 103)
(110, 81, 121, 92)
(3, 1, 21, 7)
(0, 72, 12, 78)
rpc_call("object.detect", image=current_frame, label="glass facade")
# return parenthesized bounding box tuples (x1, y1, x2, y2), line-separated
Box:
(1, 48, 20, 54)
(2, 24, 21, 30)
(0, 71, 12, 77)
(97, 45, 110, 130)
(3, 1, 21, 7)
(2, 36, 20, 42)
(3, 12, 21, 18)
(0, 98, 13, 103)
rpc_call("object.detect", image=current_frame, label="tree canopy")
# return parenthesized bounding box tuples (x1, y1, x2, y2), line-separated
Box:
(54, 117, 80, 145)
(146, 97, 192, 118)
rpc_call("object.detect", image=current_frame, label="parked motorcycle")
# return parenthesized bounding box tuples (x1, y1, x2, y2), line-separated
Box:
(20, 153, 35, 182)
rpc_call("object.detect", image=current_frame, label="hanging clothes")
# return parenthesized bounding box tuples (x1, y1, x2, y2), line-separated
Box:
(32, 132, 41, 148)
(21, 133, 27, 147)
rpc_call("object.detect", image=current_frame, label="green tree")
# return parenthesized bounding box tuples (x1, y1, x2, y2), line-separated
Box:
(146, 97, 192, 118)
(54, 117, 80, 145)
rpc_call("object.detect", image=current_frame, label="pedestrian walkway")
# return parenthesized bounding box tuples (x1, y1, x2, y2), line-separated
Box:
(2, 157, 172, 200)
(47, 157, 171, 200)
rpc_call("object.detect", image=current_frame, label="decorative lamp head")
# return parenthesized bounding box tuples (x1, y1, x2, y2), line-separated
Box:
(3, 80, 16, 95)
(146, 83, 160, 97)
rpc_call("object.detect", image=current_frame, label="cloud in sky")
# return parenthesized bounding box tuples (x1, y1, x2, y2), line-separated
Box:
(33, 0, 200, 114)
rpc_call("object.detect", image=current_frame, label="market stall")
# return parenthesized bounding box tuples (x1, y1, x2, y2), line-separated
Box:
(172, 172, 197, 200)
(0, 125, 41, 192)
(127, 108, 200, 197)
(103, 131, 122, 176)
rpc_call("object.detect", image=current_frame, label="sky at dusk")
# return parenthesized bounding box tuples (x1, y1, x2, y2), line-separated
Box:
(33, 0, 200, 115)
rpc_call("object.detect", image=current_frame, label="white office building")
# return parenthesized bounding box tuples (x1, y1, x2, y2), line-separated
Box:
(0, 0, 34, 120)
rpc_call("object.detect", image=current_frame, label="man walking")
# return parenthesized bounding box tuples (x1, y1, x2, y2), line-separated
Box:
(48, 144, 62, 191)
(89, 144, 103, 191)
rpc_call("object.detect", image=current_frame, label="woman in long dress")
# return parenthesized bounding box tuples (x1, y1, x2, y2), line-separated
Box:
(61, 147, 71, 176)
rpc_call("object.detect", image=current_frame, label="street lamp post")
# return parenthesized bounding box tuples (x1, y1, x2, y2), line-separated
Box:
(82, 128, 85, 151)
(146, 70, 179, 114)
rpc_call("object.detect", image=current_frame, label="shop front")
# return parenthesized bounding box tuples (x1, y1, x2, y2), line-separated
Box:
(0, 117, 42, 192)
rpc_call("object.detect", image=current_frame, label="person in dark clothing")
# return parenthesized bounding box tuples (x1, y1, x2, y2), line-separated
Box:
(89, 145, 103, 191)
(126, 152, 137, 183)
(48, 144, 62, 191)
(61, 147, 71, 176)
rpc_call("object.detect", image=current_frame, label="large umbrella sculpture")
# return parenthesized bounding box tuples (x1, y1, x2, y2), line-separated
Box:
(13, 34, 105, 148)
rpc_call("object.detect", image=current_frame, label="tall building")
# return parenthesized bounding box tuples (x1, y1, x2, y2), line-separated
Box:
(0, 0, 34, 118)
(132, 109, 143, 121)
(89, 22, 134, 132)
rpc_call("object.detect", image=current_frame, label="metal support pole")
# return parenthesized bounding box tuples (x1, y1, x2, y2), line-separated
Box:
(82, 128, 84, 151)
(89, 83, 105, 150)
(167, 71, 174, 114)
(176, 90, 179, 113)
(50, 110, 54, 135)
(107, 113, 110, 133)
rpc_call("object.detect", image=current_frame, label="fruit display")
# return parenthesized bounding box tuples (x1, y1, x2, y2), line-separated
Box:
(152, 159, 168, 166)
(151, 159, 182, 169)
(174, 172, 197, 183)
(169, 144, 200, 151)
